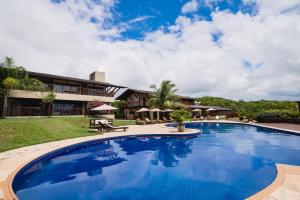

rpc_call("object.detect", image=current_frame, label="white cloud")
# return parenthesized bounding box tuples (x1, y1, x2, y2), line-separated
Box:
(0, 0, 300, 100)
(181, 0, 199, 14)
(128, 16, 154, 24)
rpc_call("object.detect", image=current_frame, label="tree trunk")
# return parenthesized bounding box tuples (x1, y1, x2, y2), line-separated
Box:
(47, 103, 52, 117)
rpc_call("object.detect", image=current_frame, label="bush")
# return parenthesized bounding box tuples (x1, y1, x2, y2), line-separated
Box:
(170, 109, 189, 125)
(256, 111, 299, 122)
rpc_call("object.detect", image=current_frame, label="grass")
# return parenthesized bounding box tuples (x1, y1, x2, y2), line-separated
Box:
(0, 117, 135, 152)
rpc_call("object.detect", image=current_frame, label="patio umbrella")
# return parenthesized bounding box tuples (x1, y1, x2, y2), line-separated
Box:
(136, 108, 149, 112)
(136, 107, 149, 119)
(162, 108, 173, 112)
(91, 104, 118, 111)
(192, 108, 201, 118)
(150, 108, 161, 120)
(206, 108, 216, 112)
(150, 108, 162, 112)
(192, 109, 201, 112)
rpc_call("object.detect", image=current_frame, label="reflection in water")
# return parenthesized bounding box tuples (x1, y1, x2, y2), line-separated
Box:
(116, 137, 193, 167)
(13, 142, 126, 191)
(13, 123, 300, 200)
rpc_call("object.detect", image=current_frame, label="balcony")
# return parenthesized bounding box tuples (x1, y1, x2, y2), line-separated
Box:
(45, 84, 109, 97)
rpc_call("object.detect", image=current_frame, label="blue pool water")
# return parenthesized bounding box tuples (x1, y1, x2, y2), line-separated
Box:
(13, 123, 300, 200)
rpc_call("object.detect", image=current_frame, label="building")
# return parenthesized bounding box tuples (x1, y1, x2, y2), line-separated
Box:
(186, 104, 236, 118)
(116, 88, 235, 119)
(6, 71, 125, 117)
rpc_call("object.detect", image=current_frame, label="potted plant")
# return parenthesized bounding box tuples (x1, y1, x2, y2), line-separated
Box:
(170, 109, 189, 132)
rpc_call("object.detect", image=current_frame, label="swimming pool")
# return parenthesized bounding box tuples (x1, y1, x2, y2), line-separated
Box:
(13, 123, 300, 200)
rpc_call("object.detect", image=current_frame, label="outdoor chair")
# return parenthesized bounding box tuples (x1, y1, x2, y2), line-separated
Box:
(162, 117, 172, 122)
(98, 122, 129, 132)
(167, 116, 174, 122)
(157, 119, 164, 123)
(145, 117, 155, 124)
(136, 118, 146, 125)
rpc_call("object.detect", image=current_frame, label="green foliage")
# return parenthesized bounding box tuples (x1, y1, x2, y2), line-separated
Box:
(149, 80, 178, 109)
(170, 109, 189, 125)
(0, 117, 136, 152)
(198, 96, 299, 120)
(0, 57, 27, 82)
(18, 77, 45, 91)
(42, 91, 56, 104)
(256, 112, 299, 122)
(2, 77, 18, 89)
(111, 100, 126, 118)
(199, 96, 239, 112)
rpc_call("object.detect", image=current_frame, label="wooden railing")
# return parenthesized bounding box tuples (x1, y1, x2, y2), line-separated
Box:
(53, 107, 83, 115)
(7, 106, 83, 116)
(44, 84, 111, 97)
(7, 107, 46, 116)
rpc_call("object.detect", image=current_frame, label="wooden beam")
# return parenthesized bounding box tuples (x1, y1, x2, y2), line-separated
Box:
(105, 86, 113, 95)
(108, 87, 118, 97)
(110, 87, 120, 96)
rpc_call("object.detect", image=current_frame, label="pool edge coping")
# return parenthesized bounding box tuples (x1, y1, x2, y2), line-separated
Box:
(1, 121, 300, 200)
(2, 129, 201, 200)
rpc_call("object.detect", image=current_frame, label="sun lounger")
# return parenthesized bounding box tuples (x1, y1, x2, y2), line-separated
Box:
(90, 119, 110, 129)
(98, 122, 128, 132)
(145, 117, 155, 124)
(136, 118, 146, 125)
(162, 117, 172, 122)
(156, 119, 164, 123)
(167, 116, 174, 122)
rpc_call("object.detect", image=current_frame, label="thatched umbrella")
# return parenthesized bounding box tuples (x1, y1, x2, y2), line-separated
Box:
(192, 108, 202, 118)
(162, 108, 173, 118)
(150, 108, 162, 120)
(136, 107, 149, 119)
(91, 104, 118, 119)
(91, 104, 118, 111)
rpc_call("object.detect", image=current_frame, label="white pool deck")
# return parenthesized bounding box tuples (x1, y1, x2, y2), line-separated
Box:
(0, 121, 299, 200)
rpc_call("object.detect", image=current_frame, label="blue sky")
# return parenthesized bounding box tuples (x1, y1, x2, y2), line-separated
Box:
(52, 0, 258, 40)
(1, 0, 300, 100)
(113, 0, 257, 39)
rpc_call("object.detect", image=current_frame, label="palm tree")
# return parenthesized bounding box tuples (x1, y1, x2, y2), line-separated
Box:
(149, 80, 179, 109)
(0, 57, 24, 117)
(0, 57, 45, 117)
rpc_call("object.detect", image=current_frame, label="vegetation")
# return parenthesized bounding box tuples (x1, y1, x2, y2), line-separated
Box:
(198, 96, 299, 121)
(149, 80, 182, 109)
(0, 57, 45, 117)
(170, 109, 189, 126)
(42, 91, 56, 117)
(0, 117, 135, 152)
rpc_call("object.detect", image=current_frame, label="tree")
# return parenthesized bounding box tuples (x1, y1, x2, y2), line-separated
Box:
(170, 109, 189, 132)
(0, 57, 26, 117)
(149, 80, 179, 109)
(0, 57, 45, 117)
(42, 91, 56, 117)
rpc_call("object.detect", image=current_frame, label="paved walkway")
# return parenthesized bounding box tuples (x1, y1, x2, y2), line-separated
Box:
(0, 122, 299, 200)
(258, 123, 300, 132)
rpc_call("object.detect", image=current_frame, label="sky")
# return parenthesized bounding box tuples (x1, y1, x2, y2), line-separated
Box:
(0, 0, 300, 100)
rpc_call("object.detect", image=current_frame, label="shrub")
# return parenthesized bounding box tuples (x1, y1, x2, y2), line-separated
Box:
(170, 109, 189, 125)
(256, 111, 299, 122)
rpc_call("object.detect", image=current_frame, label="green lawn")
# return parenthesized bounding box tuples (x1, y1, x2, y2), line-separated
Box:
(0, 117, 135, 152)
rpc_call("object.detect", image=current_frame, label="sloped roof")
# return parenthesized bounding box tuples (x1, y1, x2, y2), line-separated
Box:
(116, 88, 195, 101)
(29, 71, 126, 88)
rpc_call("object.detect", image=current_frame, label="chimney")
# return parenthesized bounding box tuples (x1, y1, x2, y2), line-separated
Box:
(89, 71, 105, 82)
